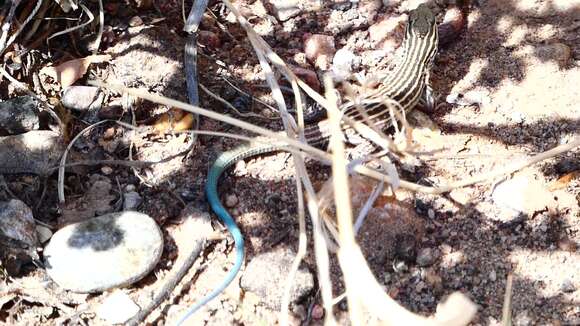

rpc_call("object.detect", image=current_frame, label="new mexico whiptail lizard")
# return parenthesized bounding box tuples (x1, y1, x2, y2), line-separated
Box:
(178, 4, 439, 322)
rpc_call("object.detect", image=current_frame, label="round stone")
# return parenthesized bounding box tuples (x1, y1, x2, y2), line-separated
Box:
(416, 247, 440, 267)
(225, 194, 238, 208)
(44, 211, 163, 293)
(123, 191, 142, 210)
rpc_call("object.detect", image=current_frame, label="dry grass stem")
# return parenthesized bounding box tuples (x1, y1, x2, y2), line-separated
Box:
(353, 180, 383, 233)
(220, 77, 281, 117)
(325, 75, 363, 324)
(57, 120, 111, 203)
(1, 0, 43, 54)
(220, 0, 330, 110)
(199, 82, 274, 119)
(230, 10, 323, 323)
(94, 0, 104, 55)
(91, 81, 579, 198)
(502, 274, 514, 326)
(47, 4, 94, 51)
(90, 80, 331, 161)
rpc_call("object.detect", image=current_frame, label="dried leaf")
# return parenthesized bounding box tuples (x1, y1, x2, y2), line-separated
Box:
(548, 171, 579, 191)
(40, 54, 110, 88)
(154, 109, 194, 134)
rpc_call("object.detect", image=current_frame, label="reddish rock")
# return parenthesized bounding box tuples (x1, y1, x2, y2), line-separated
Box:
(445, 6, 465, 32)
(198, 30, 221, 48)
(304, 34, 336, 69)
(438, 6, 465, 46)
(290, 66, 320, 92)
(311, 304, 324, 320)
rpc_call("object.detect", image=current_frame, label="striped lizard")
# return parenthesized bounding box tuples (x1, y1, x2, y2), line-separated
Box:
(178, 3, 439, 322)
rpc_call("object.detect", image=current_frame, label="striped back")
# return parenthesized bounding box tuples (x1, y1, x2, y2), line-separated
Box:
(303, 4, 439, 147)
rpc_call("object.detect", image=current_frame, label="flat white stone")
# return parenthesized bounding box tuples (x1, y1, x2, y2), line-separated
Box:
(44, 211, 163, 293)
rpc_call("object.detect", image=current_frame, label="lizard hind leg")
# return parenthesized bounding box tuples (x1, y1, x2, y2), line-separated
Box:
(418, 83, 436, 112)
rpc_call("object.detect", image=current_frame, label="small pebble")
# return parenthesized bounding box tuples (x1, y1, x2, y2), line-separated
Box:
(489, 270, 497, 282)
(179, 187, 196, 202)
(332, 48, 358, 79)
(416, 248, 439, 267)
(123, 191, 142, 210)
(0, 131, 65, 175)
(415, 281, 426, 293)
(103, 127, 116, 140)
(424, 269, 443, 292)
(492, 176, 555, 218)
(427, 209, 435, 219)
(514, 310, 533, 326)
(383, 272, 392, 284)
(128, 16, 143, 27)
(438, 6, 465, 46)
(290, 66, 320, 92)
(311, 304, 324, 320)
(36, 225, 53, 244)
(268, 0, 301, 21)
(561, 279, 576, 293)
(44, 211, 163, 293)
(61, 86, 103, 112)
(304, 34, 336, 69)
(393, 260, 408, 273)
(536, 42, 571, 65)
(101, 166, 113, 175)
(225, 194, 239, 208)
(96, 290, 140, 324)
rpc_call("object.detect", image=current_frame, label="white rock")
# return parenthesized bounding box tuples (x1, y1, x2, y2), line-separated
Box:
(492, 176, 556, 217)
(332, 48, 358, 79)
(96, 290, 140, 324)
(269, 0, 301, 21)
(61, 86, 102, 112)
(44, 211, 163, 293)
(36, 225, 53, 244)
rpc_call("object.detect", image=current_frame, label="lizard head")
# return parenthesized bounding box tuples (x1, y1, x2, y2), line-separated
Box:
(407, 4, 437, 39)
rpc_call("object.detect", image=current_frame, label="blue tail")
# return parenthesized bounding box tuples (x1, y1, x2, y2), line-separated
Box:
(176, 161, 244, 325)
